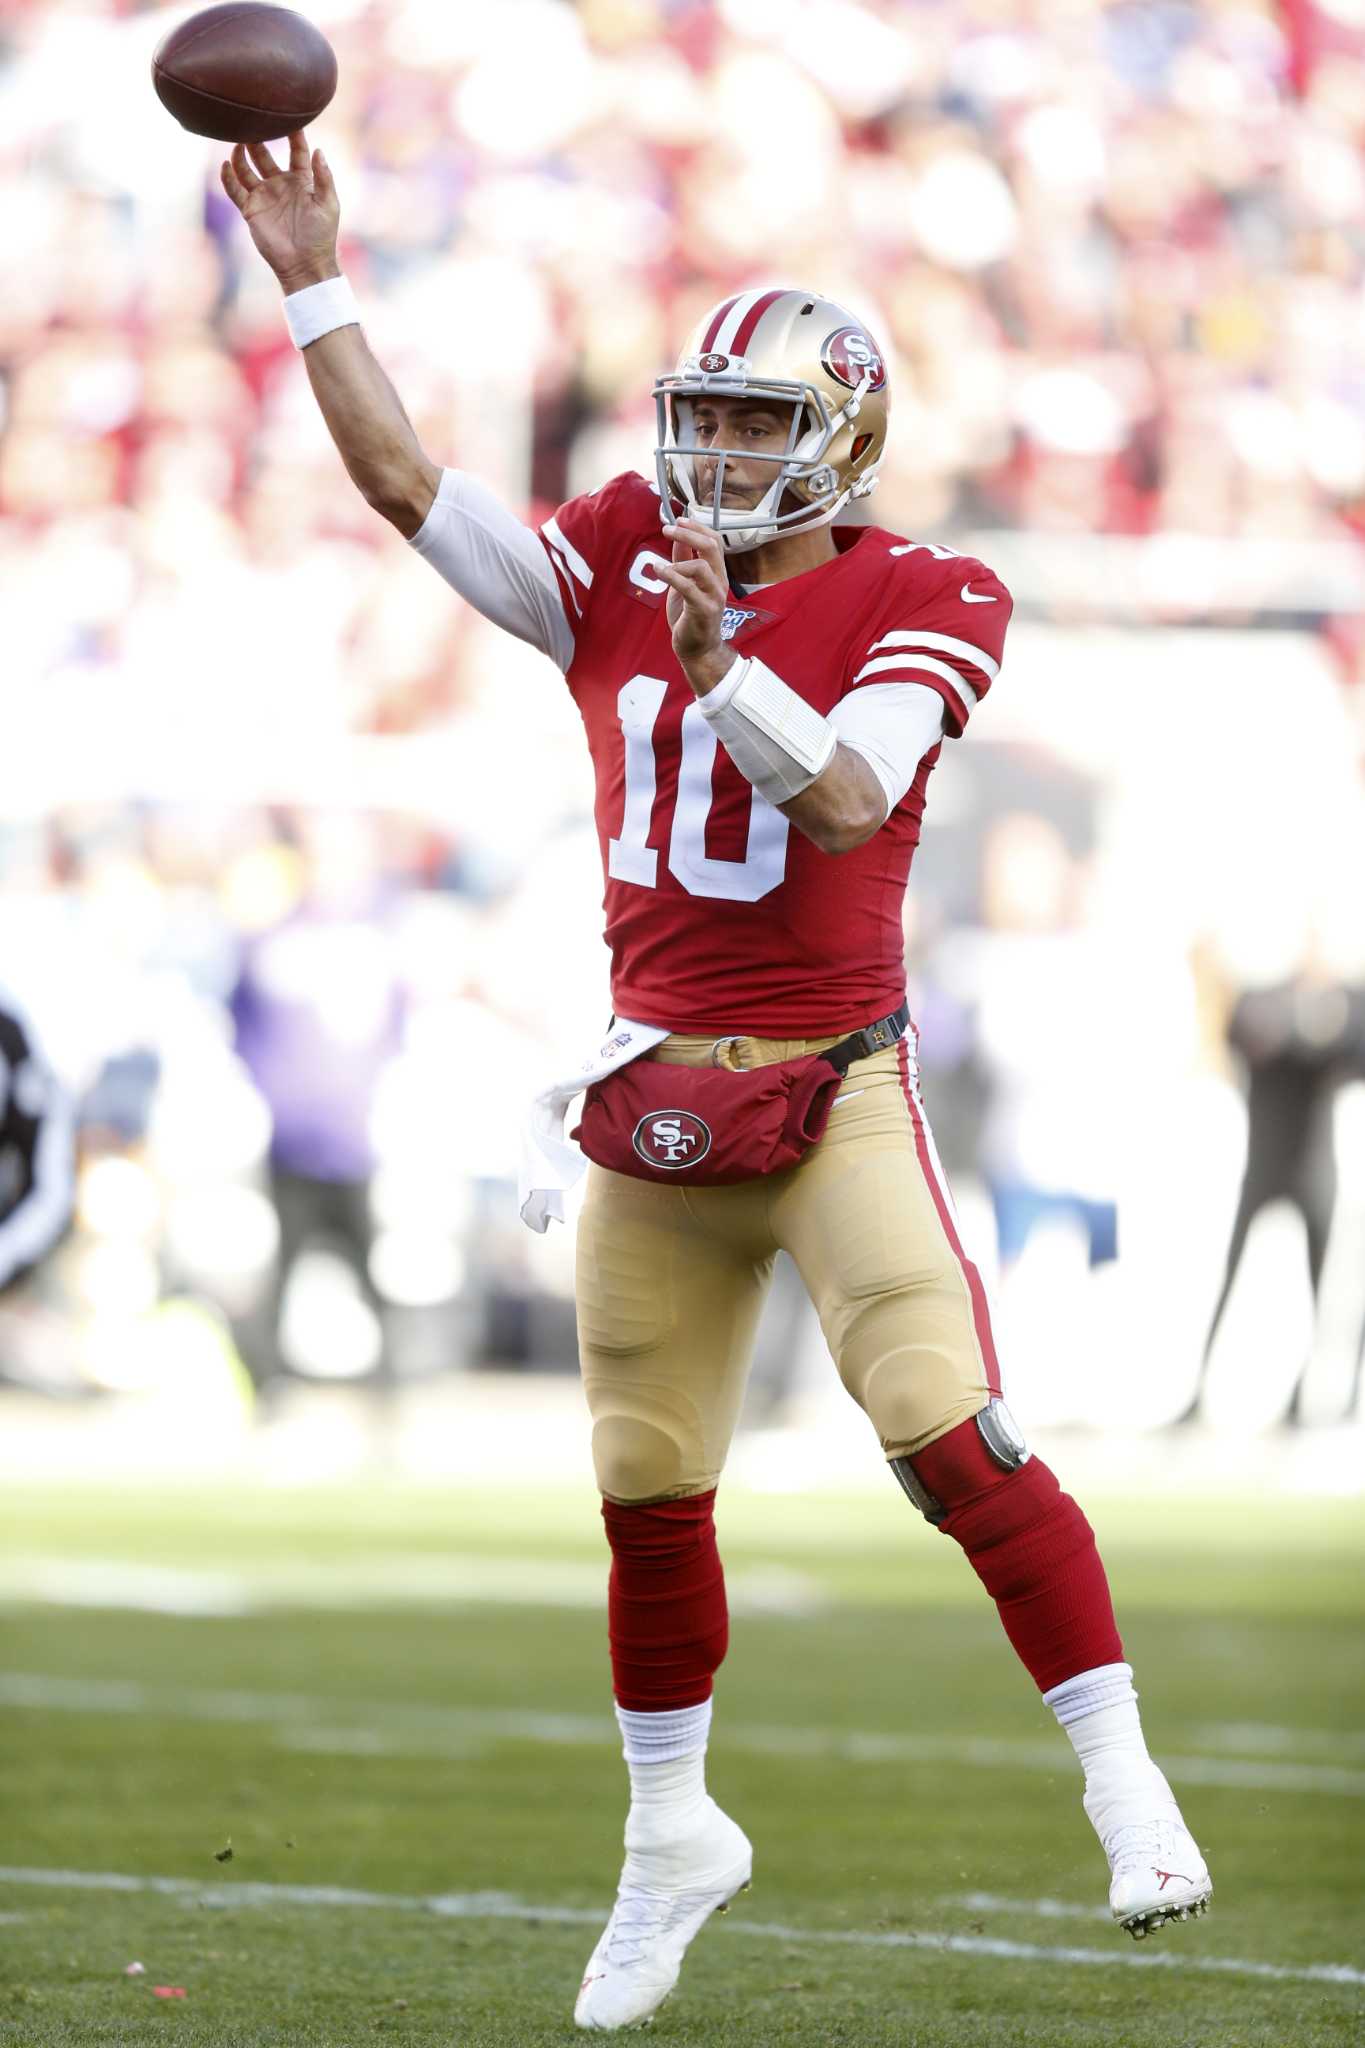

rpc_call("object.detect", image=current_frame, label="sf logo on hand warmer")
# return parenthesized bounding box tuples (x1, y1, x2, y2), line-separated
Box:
(632, 1111, 713, 1170)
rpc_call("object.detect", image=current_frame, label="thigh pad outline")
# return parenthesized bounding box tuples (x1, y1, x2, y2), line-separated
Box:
(576, 1165, 775, 1501)
(772, 1043, 1001, 1457)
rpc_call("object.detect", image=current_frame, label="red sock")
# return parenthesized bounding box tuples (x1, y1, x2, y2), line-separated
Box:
(910, 1419, 1123, 1693)
(600, 1491, 729, 1712)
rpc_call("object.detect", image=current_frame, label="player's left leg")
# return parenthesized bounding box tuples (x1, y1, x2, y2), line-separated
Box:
(773, 1039, 1211, 1939)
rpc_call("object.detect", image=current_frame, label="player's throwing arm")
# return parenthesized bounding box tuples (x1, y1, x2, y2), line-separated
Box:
(220, 132, 440, 536)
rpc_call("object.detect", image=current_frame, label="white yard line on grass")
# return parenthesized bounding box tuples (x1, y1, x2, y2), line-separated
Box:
(953, 1891, 1109, 1923)
(0, 1555, 821, 1618)
(1193, 1721, 1365, 1761)
(3, 1672, 1363, 1797)
(0, 1866, 1361, 1991)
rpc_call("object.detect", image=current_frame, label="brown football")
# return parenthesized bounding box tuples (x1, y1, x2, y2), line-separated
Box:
(152, 3, 337, 144)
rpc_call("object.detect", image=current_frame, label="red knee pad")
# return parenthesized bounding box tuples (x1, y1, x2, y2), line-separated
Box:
(601, 1491, 729, 1712)
(908, 1417, 1123, 1693)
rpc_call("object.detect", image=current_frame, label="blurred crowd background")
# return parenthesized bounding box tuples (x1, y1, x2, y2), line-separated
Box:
(2, 0, 1364, 1454)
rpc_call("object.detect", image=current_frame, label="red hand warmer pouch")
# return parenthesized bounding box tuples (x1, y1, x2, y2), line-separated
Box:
(572, 1052, 845, 1184)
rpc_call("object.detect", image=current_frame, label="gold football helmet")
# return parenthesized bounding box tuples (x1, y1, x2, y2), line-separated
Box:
(653, 287, 890, 552)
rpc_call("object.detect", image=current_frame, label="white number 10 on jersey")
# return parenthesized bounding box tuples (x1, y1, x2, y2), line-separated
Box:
(608, 675, 790, 903)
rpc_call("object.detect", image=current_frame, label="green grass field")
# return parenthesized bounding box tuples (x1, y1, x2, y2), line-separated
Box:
(1, 1475, 1362, 2046)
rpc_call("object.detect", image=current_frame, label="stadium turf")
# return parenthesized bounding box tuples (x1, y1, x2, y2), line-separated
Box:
(0, 1478, 1362, 2046)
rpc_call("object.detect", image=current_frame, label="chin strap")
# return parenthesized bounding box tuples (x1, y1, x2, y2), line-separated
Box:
(661, 369, 878, 552)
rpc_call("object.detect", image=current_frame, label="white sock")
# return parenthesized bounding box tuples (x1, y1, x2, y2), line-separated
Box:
(616, 1700, 712, 1766)
(1044, 1663, 1178, 1844)
(615, 1701, 712, 1863)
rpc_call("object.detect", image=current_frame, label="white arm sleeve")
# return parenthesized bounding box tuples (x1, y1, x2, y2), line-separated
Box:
(828, 683, 947, 818)
(407, 468, 575, 671)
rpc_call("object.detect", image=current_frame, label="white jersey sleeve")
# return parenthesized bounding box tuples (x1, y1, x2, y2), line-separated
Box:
(829, 682, 946, 817)
(408, 469, 575, 671)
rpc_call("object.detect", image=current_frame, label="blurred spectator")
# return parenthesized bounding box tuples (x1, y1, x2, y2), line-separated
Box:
(0, 0, 1362, 1431)
(2, 0, 1363, 719)
(0, 981, 74, 1301)
(228, 813, 405, 1390)
(941, 814, 1121, 1274)
(1181, 961, 1365, 1427)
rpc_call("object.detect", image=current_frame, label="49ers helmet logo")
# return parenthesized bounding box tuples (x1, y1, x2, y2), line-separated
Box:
(821, 325, 887, 392)
(698, 352, 731, 373)
(632, 1110, 713, 1170)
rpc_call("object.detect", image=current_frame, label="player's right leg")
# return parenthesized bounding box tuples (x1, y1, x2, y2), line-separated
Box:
(572, 1163, 774, 2031)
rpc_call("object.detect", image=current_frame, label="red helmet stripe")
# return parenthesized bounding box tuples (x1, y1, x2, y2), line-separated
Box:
(729, 288, 786, 358)
(700, 295, 744, 352)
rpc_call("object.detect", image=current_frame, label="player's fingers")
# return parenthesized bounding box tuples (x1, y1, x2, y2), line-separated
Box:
(311, 147, 334, 199)
(667, 531, 721, 576)
(245, 139, 282, 178)
(665, 521, 725, 581)
(653, 559, 710, 593)
(669, 517, 722, 555)
(287, 128, 311, 178)
(230, 143, 261, 193)
(220, 159, 248, 208)
(667, 539, 726, 606)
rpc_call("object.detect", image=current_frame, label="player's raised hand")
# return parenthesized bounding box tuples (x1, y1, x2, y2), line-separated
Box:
(220, 130, 340, 292)
(658, 519, 733, 692)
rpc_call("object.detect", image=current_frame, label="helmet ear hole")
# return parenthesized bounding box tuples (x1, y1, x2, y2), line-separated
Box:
(851, 431, 874, 464)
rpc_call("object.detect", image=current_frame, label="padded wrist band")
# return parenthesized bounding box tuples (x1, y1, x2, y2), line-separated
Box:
(698, 655, 837, 805)
(283, 274, 360, 350)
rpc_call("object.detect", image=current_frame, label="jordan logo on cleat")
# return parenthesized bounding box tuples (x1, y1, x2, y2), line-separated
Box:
(1154, 1869, 1190, 1890)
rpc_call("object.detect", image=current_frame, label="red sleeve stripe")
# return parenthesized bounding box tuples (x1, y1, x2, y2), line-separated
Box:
(852, 652, 980, 707)
(849, 658, 972, 733)
(862, 628, 999, 685)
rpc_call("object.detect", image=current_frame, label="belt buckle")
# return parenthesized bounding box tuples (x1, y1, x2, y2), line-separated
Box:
(858, 1014, 897, 1059)
(710, 1035, 747, 1070)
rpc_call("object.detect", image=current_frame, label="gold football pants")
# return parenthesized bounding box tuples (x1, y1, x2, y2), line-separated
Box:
(576, 1031, 1002, 1504)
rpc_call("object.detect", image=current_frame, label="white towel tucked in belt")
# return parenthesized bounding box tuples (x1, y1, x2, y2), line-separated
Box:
(519, 1018, 670, 1232)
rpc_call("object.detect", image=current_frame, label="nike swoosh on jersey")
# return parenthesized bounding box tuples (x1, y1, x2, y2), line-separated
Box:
(960, 582, 997, 603)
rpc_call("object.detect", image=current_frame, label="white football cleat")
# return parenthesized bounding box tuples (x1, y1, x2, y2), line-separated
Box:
(1103, 1813, 1212, 1939)
(574, 1797, 752, 2031)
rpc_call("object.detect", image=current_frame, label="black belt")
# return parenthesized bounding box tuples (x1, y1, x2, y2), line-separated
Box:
(612, 1002, 912, 1074)
(821, 1000, 911, 1078)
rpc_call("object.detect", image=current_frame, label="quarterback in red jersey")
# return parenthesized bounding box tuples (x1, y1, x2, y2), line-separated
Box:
(222, 134, 1211, 2034)
(536, 465, 1004, 1033)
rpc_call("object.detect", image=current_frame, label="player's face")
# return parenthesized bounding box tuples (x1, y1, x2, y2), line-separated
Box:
(689, 398, 799, 509)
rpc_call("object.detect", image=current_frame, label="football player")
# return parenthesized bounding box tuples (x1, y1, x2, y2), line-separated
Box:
(222, 133, 1212, 2033)
(0, 984, 74, 1299)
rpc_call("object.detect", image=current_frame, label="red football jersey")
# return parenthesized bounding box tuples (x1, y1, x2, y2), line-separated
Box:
(539, 472, 1010, 1034)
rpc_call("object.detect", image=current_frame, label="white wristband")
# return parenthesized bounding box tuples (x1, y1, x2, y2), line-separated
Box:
(283, 274, 360, 350)
(698, 654, 837, 805)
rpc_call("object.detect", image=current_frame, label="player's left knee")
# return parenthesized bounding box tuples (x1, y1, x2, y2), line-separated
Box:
(892, 1405, 1099, 1591)
(889, 1399, 1033, 1521)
